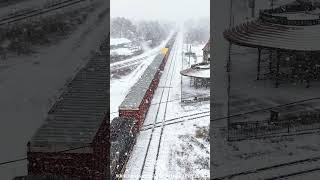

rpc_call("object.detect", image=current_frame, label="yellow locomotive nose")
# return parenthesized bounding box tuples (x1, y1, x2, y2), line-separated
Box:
(160, 48, 168, 55)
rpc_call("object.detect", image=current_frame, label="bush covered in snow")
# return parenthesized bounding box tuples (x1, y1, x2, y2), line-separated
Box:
(175, 125, 210, 179)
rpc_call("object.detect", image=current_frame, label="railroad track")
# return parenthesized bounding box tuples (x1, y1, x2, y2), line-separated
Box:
(212, 155, 320, 180)
(110, 52, 159, 72)
(140, 111, 210, 131)
(138, 34, 179, 180)
(110, 56, 149, 72)
(0, 0, 90, 26)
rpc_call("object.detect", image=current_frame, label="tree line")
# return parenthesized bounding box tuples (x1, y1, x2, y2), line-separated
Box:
(111, 17, 171, 47)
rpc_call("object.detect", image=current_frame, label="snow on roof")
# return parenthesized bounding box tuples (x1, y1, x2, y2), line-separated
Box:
(110, 38, 131, 46)
(110, 47, 134, 56)
(202, 40, 210, 52)
(180, 68, 210, 79)
(29, 55, 108, 152)
(224, 20, 320, 51)
(272, 12, 319, 20)
(119, 53, 165, 109)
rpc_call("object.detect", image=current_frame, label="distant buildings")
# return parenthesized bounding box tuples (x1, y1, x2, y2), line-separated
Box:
(202, 39, 210, 63)
(180, 39, 210, 88)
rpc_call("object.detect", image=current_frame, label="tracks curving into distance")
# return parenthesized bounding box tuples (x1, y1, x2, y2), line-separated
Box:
(0, 0, 91, 26)
(110, 54, 153, 73)
(138, 34, 179, 180)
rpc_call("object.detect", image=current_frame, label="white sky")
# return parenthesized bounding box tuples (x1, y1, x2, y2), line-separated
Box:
(111, 0, 210, 22)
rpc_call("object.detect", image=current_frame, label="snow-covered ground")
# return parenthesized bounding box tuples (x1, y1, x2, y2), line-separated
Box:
(123, 31, 209, 179)
(110, 37, 132, 46)
(110, 38, 140, 56)
(111, 47, 135, 56)
(212, 0, 320, 179)
(0, 0, 108, 178)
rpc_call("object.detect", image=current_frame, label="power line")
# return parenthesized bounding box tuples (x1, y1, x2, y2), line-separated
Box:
(5, 97, 320, 168)
(211, 96, 320, 122)
(141, 110, 210, 129)
(0, 145, 90, 167)
(110, 94, 210, 114)
(0, 157, 27, 166)
(140, 113, 210, 132)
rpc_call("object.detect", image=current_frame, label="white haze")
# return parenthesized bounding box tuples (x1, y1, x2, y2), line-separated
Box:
(111, 0, 210, 23)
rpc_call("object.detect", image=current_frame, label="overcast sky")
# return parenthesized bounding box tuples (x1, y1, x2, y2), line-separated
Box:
(111, 0, 210, 22)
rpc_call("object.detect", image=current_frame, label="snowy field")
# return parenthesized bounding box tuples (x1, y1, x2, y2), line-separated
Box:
(123, 31, 209, 179)
(110, 38, 142, 57)
(212, 0, 320, 179)
(0, 0, 108, 178)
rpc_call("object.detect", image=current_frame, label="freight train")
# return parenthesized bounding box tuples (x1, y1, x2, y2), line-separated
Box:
(110, 33, 177, 179)
(110, 117, 137, 179)
(118, 34, 176, 128)
(25, 33, 175, 180)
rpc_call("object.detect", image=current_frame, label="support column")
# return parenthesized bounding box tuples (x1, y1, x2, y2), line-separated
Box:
(227, 41, 232, 141)
(306, 52, 311, 88)
(257, 48, 261, 80)
(275, 50, 280, 88)
(269, 49, 272, 74)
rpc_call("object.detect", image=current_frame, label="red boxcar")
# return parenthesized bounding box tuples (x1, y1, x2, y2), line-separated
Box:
(27, 54, 109, 180)
(119, 52, 168, 128)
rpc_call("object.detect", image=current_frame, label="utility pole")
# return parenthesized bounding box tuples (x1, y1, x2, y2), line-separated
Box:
(189, 44, 192, 67)
(227, 0, 234, 141)
(181, 50, 183, 102)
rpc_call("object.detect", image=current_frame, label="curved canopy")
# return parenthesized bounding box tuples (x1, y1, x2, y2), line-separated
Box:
(224, 20, 320, 51)
(180, 67, 210, 79)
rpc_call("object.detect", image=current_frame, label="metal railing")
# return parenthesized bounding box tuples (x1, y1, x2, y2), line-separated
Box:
(228, 110, 320, 141)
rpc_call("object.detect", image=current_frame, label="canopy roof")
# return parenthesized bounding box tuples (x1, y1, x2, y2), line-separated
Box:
(224, 8, 320, 51)
(180, 63, 210, 79)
